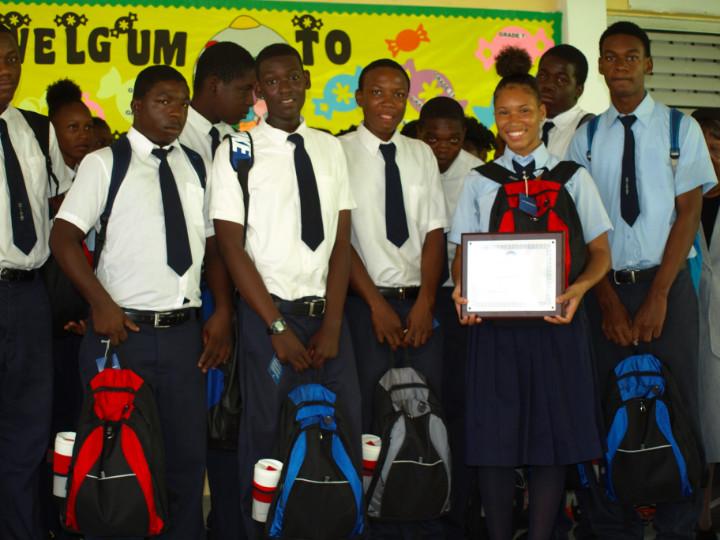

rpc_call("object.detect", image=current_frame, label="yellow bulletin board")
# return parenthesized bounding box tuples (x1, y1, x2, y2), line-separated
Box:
(2, 1, 560, 135)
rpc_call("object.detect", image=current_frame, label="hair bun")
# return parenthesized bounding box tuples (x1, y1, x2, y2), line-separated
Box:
(46, 79, 83, 111)
(495, 46, 532, 78)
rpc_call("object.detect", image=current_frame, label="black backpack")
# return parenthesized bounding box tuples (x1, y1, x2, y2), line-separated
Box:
(266, 383, 364, 540)
(367, 359, 451, 522)
(602, 353, 702, 505)
(479, 160, 585, 288)
(62, 346, 170, 536)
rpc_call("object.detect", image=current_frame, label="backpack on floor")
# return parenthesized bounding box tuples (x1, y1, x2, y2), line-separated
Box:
(266, 383, 364, 540)
(367, 364, 451, 521)
(479, 160, 585, 288)
(602, 353, 702, 505)
(62, 346, 170, 536)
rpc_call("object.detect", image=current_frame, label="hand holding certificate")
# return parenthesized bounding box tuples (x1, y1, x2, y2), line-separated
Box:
(460, 232, 565, 319)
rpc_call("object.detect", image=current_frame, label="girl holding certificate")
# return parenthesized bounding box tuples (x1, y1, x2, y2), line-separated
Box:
(449, 48, 612, 540)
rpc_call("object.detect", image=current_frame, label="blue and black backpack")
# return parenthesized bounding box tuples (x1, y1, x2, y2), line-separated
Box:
(603, 354, 702, 505)
(266, 384, 364, 540)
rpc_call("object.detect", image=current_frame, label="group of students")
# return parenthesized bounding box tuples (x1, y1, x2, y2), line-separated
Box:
(1, 16, 719, 540)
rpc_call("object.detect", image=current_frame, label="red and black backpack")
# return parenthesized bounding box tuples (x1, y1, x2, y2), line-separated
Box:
(478, 160, 586, 288)
(63, 347, 170, 536)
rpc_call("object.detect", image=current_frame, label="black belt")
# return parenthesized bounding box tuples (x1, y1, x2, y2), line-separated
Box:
(273, 297, 326, 318)
(123, 308, 198, 328)
(610, 267, 659, 285)
(0, 268, 35, 281)
(377, 287, 420, 300)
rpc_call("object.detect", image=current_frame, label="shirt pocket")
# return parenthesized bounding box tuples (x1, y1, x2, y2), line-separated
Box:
(183, 183, 206, 229)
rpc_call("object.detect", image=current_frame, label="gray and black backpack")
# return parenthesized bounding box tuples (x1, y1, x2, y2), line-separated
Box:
(367, 360, 451, 521)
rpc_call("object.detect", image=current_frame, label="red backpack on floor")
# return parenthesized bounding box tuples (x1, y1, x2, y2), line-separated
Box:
(62, 346, 170, 536)
(478, 161, 585, 288)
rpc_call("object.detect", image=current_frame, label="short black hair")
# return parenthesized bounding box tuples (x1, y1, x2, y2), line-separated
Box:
(92, 116, 110, 129)
(46, 78, 85, 119)
(493, 46, 541, 105)
(194, 42, 254, 92)
(600, 21, 651, 57)
(358, 59, 409, 91)
(540, 44, 589, 86)
(693, 108, 720, 140)
(419, 97, 465, 128)
(464, 116, 495, 154)
(0, 24, 12, 37)
(255, 43, 303, 79)
(133, 65, 187, 100)
(400, 120, 419, 138)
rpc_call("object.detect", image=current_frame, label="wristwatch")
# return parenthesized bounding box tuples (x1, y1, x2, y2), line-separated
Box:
(266, 317, 288, 336)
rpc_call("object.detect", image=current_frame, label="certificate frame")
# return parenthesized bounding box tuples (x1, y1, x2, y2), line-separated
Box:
(461, 231, 565, 319)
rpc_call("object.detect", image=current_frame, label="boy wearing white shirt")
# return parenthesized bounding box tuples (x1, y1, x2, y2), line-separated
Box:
(209, 43, 361, 540)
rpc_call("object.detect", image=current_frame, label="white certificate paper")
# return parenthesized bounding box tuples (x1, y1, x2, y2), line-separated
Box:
(461, 232, 564, 318)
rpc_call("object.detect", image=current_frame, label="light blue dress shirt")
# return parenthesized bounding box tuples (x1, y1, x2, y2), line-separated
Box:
(567, 93, 716, 270)
(449, 144, 611, 248)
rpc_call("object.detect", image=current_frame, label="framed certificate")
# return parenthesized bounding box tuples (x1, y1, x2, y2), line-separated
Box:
(461, 231, 565, 319)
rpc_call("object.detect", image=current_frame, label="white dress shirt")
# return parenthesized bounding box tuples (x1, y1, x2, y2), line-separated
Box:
(179, 105, 236, 164)
(440, 149, 483, 286)
(339, 123, 449, 287)
(209, 116, 355, 301)
(56, 127, 212, 310)
(542, 104, 592, 159)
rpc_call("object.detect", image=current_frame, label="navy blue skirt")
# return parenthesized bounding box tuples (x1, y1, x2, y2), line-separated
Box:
(465, 312, 606, 467)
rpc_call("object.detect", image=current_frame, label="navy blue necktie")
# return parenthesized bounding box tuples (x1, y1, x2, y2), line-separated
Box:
(379, 143, 409, 248)
(0, 118, 37, 255)
(152, 148, 192, 276)
(287, 133, 324, 251)
(209, 126, 220, 159)
(541, 121, 555, 147)
(512, 159, 536, 180)
(620, 115, 639, 226)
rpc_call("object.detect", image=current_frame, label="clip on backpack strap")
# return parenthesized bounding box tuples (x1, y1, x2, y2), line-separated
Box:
(586, 115, 600, 162)
(669, 108, 682, 176)
(94, 136, 132, 269)
(227, 131, 254, 246)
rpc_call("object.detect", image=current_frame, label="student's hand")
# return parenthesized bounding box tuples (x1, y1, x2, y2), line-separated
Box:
(63, 318, 88, 336)
(451, 284, 481, 326)
(369, 298, 405, 350)
(91, 298, 139, 345)
(632, 291, 668, 343)
(404, 296, 433, 348)
(599, 294, 634, 346)
(271, 329, 312, 372)
(307, 322, 341, 370)
(198, 309, 233, 373)
(544, 284, 585, 325)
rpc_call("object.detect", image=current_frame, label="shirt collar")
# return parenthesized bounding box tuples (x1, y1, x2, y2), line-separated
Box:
(607, 92, 654, 128)
(185, 105, 213, 135)
(545, 103, 584, 130)
(256, 113, 308, 146)
(127, 126, 181, 159)
(501, 143, 550, 171)
(357, 122, 402, 156)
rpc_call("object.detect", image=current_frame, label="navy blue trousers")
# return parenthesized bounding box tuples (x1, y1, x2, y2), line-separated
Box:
(206, 447, 244, 540)
(344, 295, 445, 540)
(584, 269, 704, 539)
(0, 278, 53, 540)
(79, 315, 207, 540)
(236, 299, 362, 540)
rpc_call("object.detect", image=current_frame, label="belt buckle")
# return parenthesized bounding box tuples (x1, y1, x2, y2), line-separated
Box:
(154, 311, 173, 328)
(306, 299, 326, 317)
(613, 269, 637, 285)
(397, 287, 406, 300)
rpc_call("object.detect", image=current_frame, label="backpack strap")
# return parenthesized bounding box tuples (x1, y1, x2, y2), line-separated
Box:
(93, 136, 132, 269)
(475, 162, 514, 185)
(180, 143, 206, 189)
(227, 131, 254, 245)
(669, 108, 683, 176)
(541, 161, 582, 185)
(576, 112, 596, 130)
(586, 115, 600, 162)
(18, 109, 59, 197)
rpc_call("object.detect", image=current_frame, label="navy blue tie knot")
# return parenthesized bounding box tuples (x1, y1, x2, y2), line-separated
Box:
(512, 159, 537, 180)
(541, 121, 555, 146)
(209, 126, 220, 158)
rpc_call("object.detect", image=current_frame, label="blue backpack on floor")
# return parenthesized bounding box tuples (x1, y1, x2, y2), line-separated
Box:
(602, 354, 702, 505)
(266, 384, 364, 540)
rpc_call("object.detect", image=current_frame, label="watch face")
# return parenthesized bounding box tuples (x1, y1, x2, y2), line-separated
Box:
(270, 318, 287, 334)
